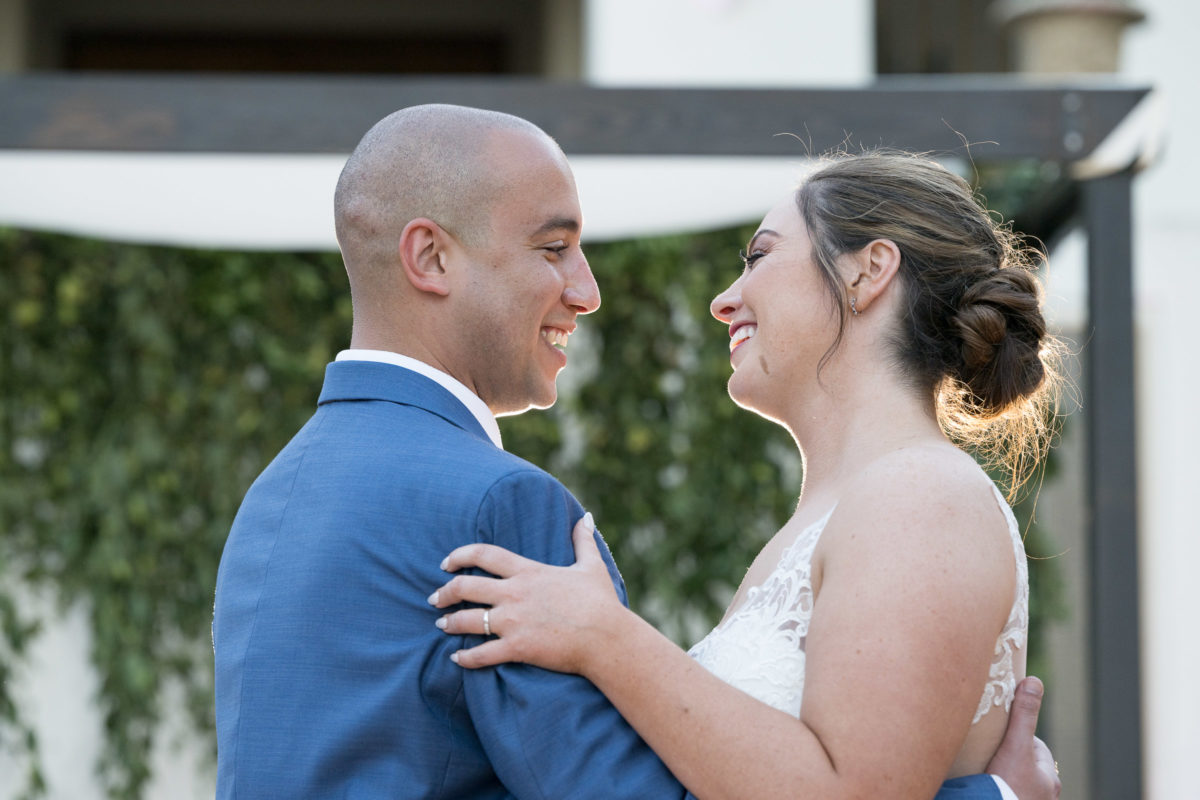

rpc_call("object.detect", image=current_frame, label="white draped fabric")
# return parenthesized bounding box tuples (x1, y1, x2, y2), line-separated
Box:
(0, 151, 804, 249)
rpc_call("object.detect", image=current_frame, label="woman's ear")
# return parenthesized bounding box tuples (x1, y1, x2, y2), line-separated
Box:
(398, 217, 452, 297)
(846, 238, 901, 313)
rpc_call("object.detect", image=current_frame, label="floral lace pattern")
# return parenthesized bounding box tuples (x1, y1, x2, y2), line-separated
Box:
(974, 485, 1029, 723)
(688, 485, 1027, 725)
(687, 507, 832, 718)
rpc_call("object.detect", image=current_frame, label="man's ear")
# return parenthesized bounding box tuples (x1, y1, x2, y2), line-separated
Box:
(846, 238, 901, 313)
(398, 218, 452, 297)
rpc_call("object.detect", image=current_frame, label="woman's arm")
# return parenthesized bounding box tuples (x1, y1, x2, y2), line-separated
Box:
(433, 516, 847, 798)
(432, 463, 1019, 799)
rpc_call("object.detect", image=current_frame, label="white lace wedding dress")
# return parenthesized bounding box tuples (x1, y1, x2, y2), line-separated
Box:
(688, 485, 1028, 724)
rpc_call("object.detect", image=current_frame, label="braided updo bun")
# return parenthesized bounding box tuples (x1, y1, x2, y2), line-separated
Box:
(795, 149, 1062, 493)
(953, 267, 1047, 413)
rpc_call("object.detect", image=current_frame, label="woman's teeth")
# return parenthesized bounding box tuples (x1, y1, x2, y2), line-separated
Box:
(730, 324, 756, 352)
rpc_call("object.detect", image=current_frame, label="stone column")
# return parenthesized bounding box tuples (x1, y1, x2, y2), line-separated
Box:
(993, 0, 1145, 72)
(0, 0, 29, 72)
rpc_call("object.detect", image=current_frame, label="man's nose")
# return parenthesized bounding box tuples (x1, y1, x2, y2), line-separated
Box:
(563, 253, 601, 314)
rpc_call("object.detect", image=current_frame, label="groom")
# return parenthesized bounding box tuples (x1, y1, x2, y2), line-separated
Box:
(213, 104, 1059, 799)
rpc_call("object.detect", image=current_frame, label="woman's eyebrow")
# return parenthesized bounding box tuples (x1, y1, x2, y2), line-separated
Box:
(746, 228, 778, 251)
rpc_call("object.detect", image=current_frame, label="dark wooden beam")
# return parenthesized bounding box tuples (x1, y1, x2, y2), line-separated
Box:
(0, 73, 1148, 160)
(1082, 168, 1142, 800)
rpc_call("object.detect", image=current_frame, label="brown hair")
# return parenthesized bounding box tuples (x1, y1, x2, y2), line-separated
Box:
(796, 149, 1062, 495)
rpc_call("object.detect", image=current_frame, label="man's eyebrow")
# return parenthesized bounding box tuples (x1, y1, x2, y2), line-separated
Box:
(531, 217, 581, 238)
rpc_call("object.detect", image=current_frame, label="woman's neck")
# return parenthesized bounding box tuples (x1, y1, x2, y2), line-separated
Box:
(782, 361, 945, 508)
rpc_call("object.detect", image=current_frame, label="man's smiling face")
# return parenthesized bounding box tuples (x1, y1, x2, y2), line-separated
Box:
(450, 129, 600, 416)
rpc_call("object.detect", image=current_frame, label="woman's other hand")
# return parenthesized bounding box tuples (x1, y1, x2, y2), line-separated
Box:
(429, 512, 625, 675)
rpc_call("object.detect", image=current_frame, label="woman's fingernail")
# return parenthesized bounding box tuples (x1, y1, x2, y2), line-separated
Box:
(435, 616, 447, 630)
(440, 557, 449, 571)
(450, 651, 460, 664)
(583, 512, 595, 532)
(427, 591, 439, 606)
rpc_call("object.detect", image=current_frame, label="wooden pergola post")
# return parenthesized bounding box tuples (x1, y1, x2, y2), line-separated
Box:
(1082, 167, 1142, 799)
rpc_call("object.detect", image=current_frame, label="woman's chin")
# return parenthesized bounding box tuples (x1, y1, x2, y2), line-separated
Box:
(727, 381, 763, 414)
(728, 381, 791, 429)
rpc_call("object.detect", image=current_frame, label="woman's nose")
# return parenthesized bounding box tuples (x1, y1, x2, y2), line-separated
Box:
(710, 281, 741, 323)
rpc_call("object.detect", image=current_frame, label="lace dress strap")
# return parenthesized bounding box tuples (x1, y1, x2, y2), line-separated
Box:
(972, 485, 1029, 724)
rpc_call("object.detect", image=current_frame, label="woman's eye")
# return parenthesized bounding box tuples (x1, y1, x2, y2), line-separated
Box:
(738, 249, 765, 271)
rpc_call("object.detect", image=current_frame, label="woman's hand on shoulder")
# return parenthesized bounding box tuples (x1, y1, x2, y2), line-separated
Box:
(429, 513, 627, 676)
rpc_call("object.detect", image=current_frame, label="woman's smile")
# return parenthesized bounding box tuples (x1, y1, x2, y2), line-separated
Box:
(729, 323, 757, 356)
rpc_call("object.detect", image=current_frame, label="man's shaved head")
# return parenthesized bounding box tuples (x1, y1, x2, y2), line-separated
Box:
(332, 103, 593, 403)
(333, 104, 560, 273)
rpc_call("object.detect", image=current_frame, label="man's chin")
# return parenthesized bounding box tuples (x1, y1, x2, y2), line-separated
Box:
(493, 387, 558, 417)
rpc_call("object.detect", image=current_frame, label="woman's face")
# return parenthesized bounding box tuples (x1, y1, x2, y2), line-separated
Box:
(709, 195, 843, 421)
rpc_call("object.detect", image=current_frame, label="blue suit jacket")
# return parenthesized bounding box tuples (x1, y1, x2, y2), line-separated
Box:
(213, 360, 1002, 799)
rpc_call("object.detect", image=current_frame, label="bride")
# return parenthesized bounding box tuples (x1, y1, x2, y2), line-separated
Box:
(430, 150, 1062, 799)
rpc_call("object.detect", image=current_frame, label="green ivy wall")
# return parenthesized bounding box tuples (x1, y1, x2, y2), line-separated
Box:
(0, 224, 1061, 799)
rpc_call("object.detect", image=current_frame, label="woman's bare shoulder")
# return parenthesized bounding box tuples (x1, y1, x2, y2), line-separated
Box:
(820, 443, 1015, 598)
(845, 443, 1002, 528)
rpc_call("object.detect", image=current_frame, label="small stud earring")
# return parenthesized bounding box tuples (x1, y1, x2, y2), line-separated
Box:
(850, 297, 860, 316)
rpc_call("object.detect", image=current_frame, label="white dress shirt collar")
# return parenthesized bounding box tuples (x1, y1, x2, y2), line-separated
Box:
(335, 349, 503, 449)
(993, 776, 1018, 800)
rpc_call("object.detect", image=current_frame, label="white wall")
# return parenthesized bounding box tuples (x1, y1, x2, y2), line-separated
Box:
(1120, 2, 1200, 798)
(0, 589, 216, 799)
(585, 0, 872, 86)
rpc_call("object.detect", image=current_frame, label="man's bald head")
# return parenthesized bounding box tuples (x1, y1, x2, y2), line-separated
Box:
(332, 103, 594, 409)
(333, 104, 561, 273)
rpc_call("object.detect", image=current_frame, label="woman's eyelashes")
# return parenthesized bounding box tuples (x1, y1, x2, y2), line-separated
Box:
(738, 248, 766, 272)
